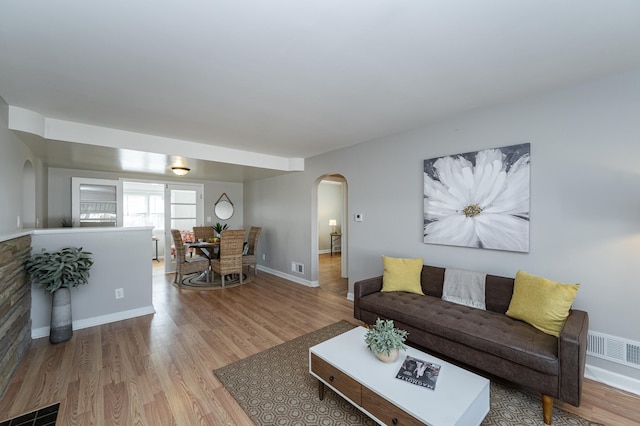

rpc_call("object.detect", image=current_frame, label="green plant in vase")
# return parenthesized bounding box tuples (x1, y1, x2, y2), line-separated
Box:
(364, 318, 408, 362)
(213, 222, 228, 238)
(24, 247, 94, 344)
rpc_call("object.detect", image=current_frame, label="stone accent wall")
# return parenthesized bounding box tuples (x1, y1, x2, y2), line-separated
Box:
(0, 235, 32, 398)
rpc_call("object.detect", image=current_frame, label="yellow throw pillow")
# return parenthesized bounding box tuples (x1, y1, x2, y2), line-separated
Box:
(506, 270, 579, 337)
(381, 256, 424, 295)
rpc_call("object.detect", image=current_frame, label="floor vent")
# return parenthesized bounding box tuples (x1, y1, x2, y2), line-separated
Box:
(587, 331, 640, 369)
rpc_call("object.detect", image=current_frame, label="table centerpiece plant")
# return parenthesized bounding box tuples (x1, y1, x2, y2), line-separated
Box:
(24, 247, 94, 344)
(212, 222, 228, 240)
(364, 318, 408, 363)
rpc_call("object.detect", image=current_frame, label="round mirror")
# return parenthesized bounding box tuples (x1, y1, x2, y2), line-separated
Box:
(215, 200, 234, 220)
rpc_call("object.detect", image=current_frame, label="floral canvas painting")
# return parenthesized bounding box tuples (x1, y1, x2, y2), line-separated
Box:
(423, 143, 530, 252)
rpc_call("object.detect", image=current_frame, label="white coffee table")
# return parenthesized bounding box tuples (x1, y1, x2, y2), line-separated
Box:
(309, 326, 489, 426)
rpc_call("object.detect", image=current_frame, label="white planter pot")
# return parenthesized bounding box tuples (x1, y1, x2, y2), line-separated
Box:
(374, 347, 400, 363)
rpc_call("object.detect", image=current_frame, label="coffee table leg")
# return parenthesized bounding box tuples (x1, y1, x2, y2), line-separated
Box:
(318, 380, 325, 400)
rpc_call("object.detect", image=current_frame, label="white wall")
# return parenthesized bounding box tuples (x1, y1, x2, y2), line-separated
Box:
(244, 67, 640, 382)
(0, 97, 47, 234)
(244, 171, 312, 282)
(30, 227, 155, 337)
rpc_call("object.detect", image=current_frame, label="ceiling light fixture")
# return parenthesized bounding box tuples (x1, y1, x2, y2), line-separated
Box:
(171, 166, 190, 176)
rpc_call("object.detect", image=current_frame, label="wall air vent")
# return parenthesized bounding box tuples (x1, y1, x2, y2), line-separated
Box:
(587, 331, 640, 369)
(627, 344, 640, 366)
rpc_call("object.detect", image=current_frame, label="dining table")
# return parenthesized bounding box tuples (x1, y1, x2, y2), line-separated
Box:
(186, 241, 219, 282)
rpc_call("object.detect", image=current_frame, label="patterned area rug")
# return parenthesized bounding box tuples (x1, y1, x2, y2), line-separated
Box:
(174, 272, 251, 290)
(214, 321, 601, 426)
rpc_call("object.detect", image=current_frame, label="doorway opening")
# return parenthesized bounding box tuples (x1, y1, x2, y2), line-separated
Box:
(121, 180, 204, 274)
(314, 174, 348, 296)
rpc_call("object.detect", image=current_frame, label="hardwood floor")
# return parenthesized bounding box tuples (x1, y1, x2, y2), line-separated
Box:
(0, 256, 638, 425)
(318, 253, 348, 296)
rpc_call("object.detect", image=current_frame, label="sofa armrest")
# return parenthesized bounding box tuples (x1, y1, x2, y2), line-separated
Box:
(353, 276, 383, 321)
(558, 309, 589, 406)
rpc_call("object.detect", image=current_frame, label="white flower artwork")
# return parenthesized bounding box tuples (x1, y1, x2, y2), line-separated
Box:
(423, 143, 530, 252)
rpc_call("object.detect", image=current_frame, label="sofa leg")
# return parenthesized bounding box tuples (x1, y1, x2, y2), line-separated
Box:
(542, 394, 553, 424)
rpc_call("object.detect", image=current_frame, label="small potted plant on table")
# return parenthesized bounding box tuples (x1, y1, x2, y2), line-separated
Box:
(213, 222, 228, 240)
(24, 247, 94, 344)
(364, 318, 408, 363)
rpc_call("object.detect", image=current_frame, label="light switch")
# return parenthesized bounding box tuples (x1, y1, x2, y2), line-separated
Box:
(354, 213, 363, 222)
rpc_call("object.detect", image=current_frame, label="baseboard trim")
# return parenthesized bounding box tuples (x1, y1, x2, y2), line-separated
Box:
(31, 305, 157, 339)
(256, 265, 319, 287)
(585, 363, 640, 396)
(318, 249, 341, 255)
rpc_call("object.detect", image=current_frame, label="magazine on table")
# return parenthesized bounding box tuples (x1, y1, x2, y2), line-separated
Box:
(395, 355, 441, 390)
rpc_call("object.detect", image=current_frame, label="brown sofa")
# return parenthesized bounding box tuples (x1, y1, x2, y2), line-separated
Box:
(354, 265, 589, 425)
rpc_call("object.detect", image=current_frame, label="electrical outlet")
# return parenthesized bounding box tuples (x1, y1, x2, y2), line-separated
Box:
(291, 262, 304, 274)
(262, 254, 266, 261)
(115, 288, 124, 299)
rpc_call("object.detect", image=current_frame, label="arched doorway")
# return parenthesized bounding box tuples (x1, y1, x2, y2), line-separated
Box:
(312, 174, 348, 295)
(22, 160, 36, 229)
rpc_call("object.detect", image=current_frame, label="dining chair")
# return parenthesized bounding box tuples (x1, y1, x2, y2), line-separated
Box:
(193, 226, 215, 257)
(242, 226, 262, 278)
(171, 230, 195, 258)
(211, 229, 245, 287)
(170, 229, 210, 286)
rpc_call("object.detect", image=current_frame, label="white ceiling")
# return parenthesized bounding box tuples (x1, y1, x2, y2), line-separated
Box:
(2, 1, 640, 181)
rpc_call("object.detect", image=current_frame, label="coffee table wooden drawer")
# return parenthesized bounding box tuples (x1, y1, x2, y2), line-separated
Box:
(310, 353, 361, 405)
(362, 385, 423, 426)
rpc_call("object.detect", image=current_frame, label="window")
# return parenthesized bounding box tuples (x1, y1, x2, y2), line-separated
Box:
(72, 178, 123, 227)
(123, 182, 165, 230)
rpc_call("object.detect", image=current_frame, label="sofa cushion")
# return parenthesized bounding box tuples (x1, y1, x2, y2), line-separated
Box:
(420, 265, 445, 297)
(381, 256, 424, 295)
(484, 274, 516, 314)
(506, 270, 579, 337)
(359, 292, 559, 375)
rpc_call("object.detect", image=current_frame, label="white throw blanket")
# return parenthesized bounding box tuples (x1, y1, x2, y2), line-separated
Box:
(442, 268, 487, 310)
